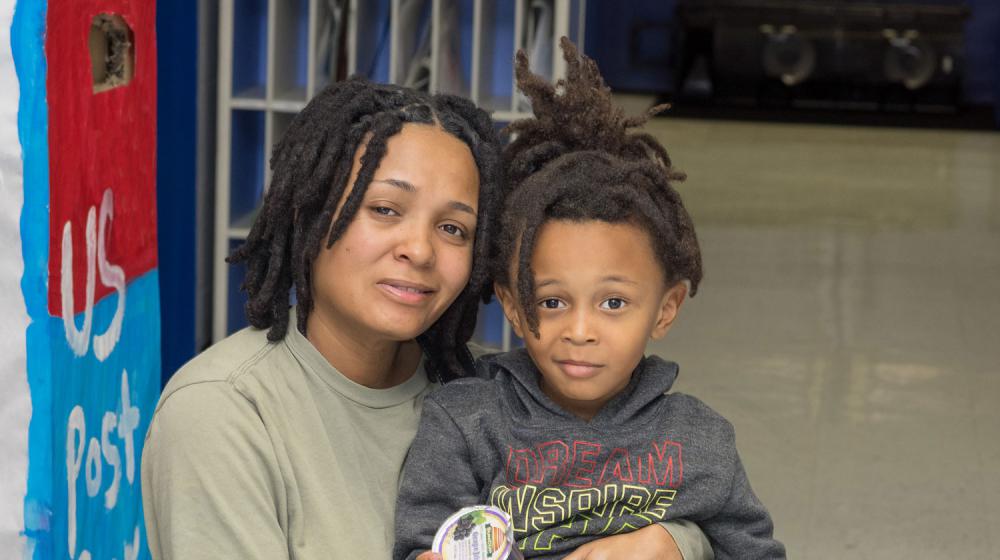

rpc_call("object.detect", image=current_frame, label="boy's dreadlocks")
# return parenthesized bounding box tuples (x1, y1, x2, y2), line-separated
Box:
(229, 76, 504, 380)
(498, 38, 703, 337)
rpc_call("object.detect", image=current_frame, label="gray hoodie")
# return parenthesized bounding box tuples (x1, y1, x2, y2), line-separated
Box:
(394, 349, 784, 560)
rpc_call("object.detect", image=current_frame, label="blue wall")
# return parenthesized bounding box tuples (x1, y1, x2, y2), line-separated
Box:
(585, 1, 678, 93)
(157, 0, 199, 383)
(963, 0, 1000, 104)
(585, 0, 998, 108)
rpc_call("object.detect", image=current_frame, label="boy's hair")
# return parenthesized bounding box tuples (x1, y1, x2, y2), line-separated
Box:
(229, 76, 504, 380)
(498, 38, 702, 337)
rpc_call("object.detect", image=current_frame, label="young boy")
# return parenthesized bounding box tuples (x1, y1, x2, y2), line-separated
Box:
(393, 39, 784, 560)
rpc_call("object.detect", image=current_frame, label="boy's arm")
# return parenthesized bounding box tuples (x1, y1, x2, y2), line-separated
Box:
(393, 397, 481, 560)
(700, 449, 785, 560)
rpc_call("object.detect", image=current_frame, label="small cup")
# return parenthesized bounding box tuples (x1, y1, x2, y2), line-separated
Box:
(432, 505, 524, 560)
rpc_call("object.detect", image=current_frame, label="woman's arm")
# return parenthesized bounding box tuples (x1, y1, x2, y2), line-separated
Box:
(660, 519, 715, 560)
(561, 520, 714, 560)
(141, 383, 288, 560)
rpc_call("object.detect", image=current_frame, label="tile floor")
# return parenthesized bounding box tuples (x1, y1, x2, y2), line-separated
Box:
(642, 116, 1000, 558)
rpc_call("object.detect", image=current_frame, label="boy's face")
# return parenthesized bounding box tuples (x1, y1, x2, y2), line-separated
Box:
(496, 220, 687, 420)
(309, 123, 480, 346)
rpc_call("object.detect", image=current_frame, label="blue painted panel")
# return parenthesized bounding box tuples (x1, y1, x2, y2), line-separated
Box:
(49, 272, 160, 560)
(16, 1, 162, 557)
(14, 0, 55, 554)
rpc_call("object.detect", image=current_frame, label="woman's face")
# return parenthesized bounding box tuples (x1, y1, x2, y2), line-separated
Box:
(309, 123, 480, 344)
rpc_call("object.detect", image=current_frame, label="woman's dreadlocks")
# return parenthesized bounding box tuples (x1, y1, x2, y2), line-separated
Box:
(229, 77, 504, 381)
(498, 38, 703, 337)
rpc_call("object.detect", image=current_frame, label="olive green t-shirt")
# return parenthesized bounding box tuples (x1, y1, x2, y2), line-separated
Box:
(142, 323, 432, 559)
(141, 323, 712, 559)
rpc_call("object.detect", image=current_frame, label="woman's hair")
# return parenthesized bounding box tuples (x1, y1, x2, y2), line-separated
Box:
(229, 76, 504, 380)
(498, 38, 703, 337)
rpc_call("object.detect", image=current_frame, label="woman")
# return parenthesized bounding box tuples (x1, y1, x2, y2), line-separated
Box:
(141, 77, 709, 559)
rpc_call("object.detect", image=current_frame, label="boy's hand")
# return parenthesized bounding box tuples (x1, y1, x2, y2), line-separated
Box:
(415, 552, 442, 560)
(562, 524, 683, 560)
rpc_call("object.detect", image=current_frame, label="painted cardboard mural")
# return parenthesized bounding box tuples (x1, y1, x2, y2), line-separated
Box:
(3, 0, 159, 558)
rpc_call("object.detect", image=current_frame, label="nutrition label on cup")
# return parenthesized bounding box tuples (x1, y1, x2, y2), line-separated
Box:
(432, 505, 523, 560)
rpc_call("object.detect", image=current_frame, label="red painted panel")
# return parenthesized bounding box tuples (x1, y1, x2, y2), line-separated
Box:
(46, 0, 157, 316)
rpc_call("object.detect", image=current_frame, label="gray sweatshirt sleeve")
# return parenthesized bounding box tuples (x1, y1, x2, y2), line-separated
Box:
(394, 397, 481, 560)
(700, 451, 785, 559)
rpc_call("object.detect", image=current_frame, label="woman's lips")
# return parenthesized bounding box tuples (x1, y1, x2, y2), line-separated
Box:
(377, 280, 435, 304)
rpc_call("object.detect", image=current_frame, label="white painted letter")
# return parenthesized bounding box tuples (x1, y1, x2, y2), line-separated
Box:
(67, 406, 86, 557)
(85, 437, 102, 498)
(93, 188, 126, 361)
(61, 208, 97, 356)
(102, 411, 121, 509)
(123, 525, 140, 560)
(118, 370, 140, 483)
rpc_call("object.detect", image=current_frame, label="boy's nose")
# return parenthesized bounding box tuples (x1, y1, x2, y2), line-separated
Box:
(561, 309, 597, 344)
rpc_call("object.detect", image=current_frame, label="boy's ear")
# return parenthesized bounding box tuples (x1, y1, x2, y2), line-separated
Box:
(650, 281, 688, 340)
(494, 283, 526, 339)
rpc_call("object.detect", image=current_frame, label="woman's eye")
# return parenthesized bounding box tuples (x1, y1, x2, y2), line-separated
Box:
(600, 298, 627, 310)
(371, 206, 398, 217)
(539, 298, 565, 309)
(441, 223, 467, 238)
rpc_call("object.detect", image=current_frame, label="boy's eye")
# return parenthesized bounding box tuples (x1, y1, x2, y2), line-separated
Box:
(538, 298, 565, 310)
(600, 298, 627, 310)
